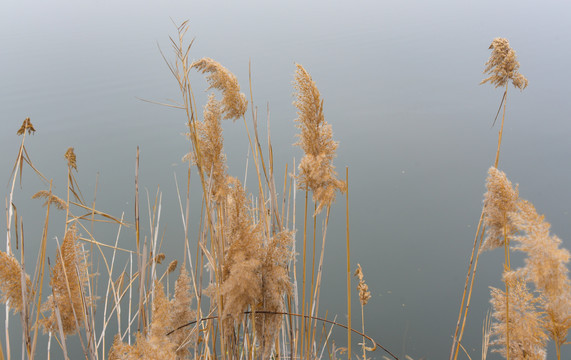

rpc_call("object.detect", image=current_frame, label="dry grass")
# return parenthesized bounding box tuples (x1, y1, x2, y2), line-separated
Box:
(2, 25, 569, 360)
(0, 21, 395, 360)
(451, 37, 571, 360)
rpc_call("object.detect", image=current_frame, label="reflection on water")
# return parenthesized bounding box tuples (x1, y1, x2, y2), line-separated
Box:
(2, 1, 571, 359)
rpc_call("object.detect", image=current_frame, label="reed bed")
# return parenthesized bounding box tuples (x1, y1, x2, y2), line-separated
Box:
(0, 22, 390, 360)
(1, 24, 570, 360)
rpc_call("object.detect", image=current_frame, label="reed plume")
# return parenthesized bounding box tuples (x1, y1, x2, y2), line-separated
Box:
(64, 147, 78, 171)
(169, 266, 196, 358)
(510, 199, 571, 355)
(108, 282, 177, 360)
(191, 57, 248, 121)
(0, 251, 32, 313)
(256, 230, 294, 359)
(481, 38, 528, 90)
(354, 264, 371, 306)
(481, 167, 519, 252)
(40, 224, 91, 335)
(293, 64, 345, 213)
(219, 177, 263, 324)
(192, 94, 228, 201)
(16, 117, 35, 136)
(31, 190, 68, 210)
(488, 276, 547, 360)
(355, 263, 372, 360)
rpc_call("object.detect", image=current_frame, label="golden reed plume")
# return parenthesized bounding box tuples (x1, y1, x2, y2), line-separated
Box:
(191, 57, 248, 121)
(0, 251, 32, 313)
(40, 225, 91, 335)
(293, 64, 345, 213)
(481, 38, 528, 90)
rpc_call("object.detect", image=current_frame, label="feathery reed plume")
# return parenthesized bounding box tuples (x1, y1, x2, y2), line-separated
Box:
(510, 199, 571, 355)
(0, 251, 32, 313)
(64, 147, 77, 171)
(293, 64, 345, 214)
(256, 230, 294, 359)
(40, 225, 91, 335)
(31, 190, 68, 210)
(481, 167, 519, 252)
(108, 282, 177, 359)
(220, 177, 263, 324)
(488, 276, 547, 359)
(191, 94, 228, 201)
(481, 38, 528, 90)
(16, 117, 35, 136)
(191, 58, 248, 121)
(170, 266, 196, 358)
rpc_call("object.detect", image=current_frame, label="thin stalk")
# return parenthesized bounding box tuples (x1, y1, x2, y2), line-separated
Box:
(494, 85, 508, 168)
(452, 83, 509, 360)
(503, 224, 510, 360)
(346, 167, 351, 360)
(299, 190, 309, 358)
(453, 222, 485, 360)
(450, 214, 484, 360)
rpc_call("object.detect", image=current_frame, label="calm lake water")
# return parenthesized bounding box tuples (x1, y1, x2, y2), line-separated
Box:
(2, 1, 571, 359)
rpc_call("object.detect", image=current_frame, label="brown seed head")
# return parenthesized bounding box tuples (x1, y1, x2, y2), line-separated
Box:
(64, 147, 77, 171)
(17, 117, 35, 136)
(481, 38, 528, 90)
(191, 58, 248, 121)
(32, 190, 68, 210)
(354, 264, 372, 306)
(481, 167, 519, 251)
(293, 64, 345, 213)
(0, 251, 32, 313)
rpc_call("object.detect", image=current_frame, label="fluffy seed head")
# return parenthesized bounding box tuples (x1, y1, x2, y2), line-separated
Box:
(481, 167, 519, 251)
(293, 64, 345, 213)
(65, 147, 77, 171)
(481, 38, 528, 90)
(191, 58, 248, 121)
(0, 251, 32, 313)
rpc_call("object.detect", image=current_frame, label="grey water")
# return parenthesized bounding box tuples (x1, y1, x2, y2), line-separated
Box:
(2, 0, 571, 359)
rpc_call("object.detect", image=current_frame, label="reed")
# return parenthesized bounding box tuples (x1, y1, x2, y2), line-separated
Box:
(3, 25, 568, 360)
(0, 22, 399, 360)
(452, 37, 571, 360)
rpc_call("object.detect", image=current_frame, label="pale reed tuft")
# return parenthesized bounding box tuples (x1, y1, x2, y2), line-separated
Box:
(256, 230, 294, 359)
(481, 38, 528, 90)
(510, 199, 571, 348)
(169, 266, 196, 358)
(354, 264, 371, 306)
(108, 282, 177, 359)
(220, 177, 263, 324)
(191, 57, 248, 121)
(293, 64, 345, 213)
(481, 167, 519, 251)
(32, 190, 68, 210)
(64, 147, 77, 171)
(489, 276, 547, 360)
(193, 94, 228, 201)
(0, 251, 32, 313)
(17, 117, 35, 136)
(40, 225, 91, 335)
